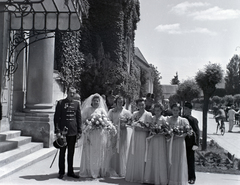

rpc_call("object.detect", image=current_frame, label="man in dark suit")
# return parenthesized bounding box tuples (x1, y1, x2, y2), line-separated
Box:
(54, 86, 82, 179)
(162, 99, 173, 116)
(183, 102, 200, 184)
(0, 102, 2, 120)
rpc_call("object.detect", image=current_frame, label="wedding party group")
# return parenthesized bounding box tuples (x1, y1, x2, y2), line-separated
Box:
(54, 87, 200, 185)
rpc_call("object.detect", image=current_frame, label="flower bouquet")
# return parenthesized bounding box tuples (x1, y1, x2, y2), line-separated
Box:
(119, 116, 132, 127)
(150, 123, 171, 134)
(172, 124, 193, 137)
(132, 120, 151, 130)
(83, 112, 117, 135)
(149, 123, 173, 139)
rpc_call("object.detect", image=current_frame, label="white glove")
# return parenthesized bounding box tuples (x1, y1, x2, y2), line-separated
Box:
(192, 145, 198, 151)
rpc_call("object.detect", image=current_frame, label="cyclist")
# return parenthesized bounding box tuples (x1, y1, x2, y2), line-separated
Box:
(214, 106, 225, 134)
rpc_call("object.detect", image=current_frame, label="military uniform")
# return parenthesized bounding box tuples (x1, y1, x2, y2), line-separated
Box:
(54, 98, 82, 177)
(183, 115, 200, 183)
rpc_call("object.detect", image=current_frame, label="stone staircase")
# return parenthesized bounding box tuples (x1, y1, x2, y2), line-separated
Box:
(12, 112, 54, 148)
(0, 130, 56, 179)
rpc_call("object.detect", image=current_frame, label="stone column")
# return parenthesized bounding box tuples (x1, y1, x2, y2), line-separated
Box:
(0, 6, 10, 131)
(12, 41, 25, 112)
(25, 33, 55, 112)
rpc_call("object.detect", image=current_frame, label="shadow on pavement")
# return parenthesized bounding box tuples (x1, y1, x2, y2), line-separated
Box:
(19, 173, 58, 181)
(19, 173, 100, 182)
(99, 177, 142, 185)
(208, 133, 221, 136)
(229, 130, 240, 134)
(19, 172, 142, 184)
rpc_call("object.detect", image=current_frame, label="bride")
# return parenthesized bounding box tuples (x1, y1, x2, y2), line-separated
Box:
(79, 93, 117, 178)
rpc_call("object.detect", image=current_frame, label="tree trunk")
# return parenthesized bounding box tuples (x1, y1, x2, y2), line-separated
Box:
(202, 92, 210, 150)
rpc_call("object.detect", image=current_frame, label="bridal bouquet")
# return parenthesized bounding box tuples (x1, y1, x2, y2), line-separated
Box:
(173, 124, 193, 137)
(83, 113, 117, 135)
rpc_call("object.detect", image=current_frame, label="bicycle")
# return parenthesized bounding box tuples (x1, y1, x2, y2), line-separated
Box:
(215, 116, 225, 136)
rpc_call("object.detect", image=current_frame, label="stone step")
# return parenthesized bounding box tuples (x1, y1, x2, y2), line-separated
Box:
(8, 136, 32, 146)
(0, 142, 43, 167)
(0, 147, 56, 180)
(14, 112, 51, 117)
(0, 130, 21, 140)
(0, 131, 32, 153)
(13, 115, 50, 122)
(0, 134, 6, 141)
(13, 120, 50, 125)
(0, 141, 18, 153)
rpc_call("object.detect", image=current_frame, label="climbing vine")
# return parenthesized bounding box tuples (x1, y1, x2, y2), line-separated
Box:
(55, 0, 141, 100)
(79, 0, 141, 100)
(55, 31, 85, 92)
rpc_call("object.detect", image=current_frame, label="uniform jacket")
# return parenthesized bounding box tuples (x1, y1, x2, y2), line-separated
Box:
(183, 115, 200, 148)
(54, 98, 82, 136)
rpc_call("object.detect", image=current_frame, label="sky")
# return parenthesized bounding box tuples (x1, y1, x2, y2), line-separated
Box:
(134, 0, 240, 85)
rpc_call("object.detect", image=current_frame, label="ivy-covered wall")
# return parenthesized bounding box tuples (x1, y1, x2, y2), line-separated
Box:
(55, 0, 141, 101)
(55, 31, 85, 92)
(79, 0, 141, 100)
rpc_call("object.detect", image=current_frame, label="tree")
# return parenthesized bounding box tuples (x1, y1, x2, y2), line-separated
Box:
(169, 94, 181, 106)
(225, 55, 240, 95)
(234, 94, 240, 107)
(223, 95, 234, 106)
(139, 68, 148, 98)
(171, 72, 180, 85)
(212, 96, 222, 105)
(195, 63, 223, 150)
(150, 64, 163, 103)
(176, 79, 201, 104)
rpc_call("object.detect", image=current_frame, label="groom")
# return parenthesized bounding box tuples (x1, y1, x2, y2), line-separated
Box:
(183, 102, 200, 184)
(54, 86, 82, 179)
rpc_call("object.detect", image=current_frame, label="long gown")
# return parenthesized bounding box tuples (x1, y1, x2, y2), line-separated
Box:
(166, 116, 189, 185)
(108, 108, 132, 177)
(125, 110, 152, 183)
(79, 107, 114, 178)
(144, 115, 168, 185)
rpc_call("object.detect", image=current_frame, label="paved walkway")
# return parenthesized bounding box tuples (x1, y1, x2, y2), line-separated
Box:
(1, 150, 240, 185)
(0, 110, 240, 185)
(192, 110, 240, 159)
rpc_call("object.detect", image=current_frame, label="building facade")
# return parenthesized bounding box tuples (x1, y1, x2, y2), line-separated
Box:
(0, 0, 88, 147)
(134, 47, 154, 95)
(0, 0, 141, 147)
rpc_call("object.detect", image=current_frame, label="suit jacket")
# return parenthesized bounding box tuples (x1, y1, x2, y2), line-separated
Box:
(183, 115, 200, 148)
(54, 98, 82, 136)
(0, 102, 2, 120)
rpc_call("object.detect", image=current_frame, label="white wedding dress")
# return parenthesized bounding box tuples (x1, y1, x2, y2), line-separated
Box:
(79, 94, 116, 178)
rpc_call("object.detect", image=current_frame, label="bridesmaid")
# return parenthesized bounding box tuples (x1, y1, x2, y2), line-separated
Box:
(144, 103, 168, 185)
(125, 98, 152, 183)
(166, 103, 190, 185)
(108, 95, 132, 177)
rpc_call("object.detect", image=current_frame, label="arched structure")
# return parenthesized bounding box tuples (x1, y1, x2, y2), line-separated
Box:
(0, 0, 88, 147)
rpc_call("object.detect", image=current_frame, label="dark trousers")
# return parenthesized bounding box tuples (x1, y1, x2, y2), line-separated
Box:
(59, 135, 76, 175)
(186, 146, 196, 181)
